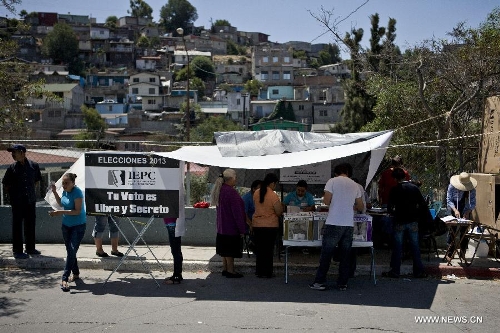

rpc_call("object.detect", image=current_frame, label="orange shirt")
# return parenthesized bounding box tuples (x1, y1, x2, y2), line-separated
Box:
(252, 187, 280, 228)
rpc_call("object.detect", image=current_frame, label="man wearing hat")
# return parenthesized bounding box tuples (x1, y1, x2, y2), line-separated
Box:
(2, 144, 42, 259)
(445, 172, 477, 261)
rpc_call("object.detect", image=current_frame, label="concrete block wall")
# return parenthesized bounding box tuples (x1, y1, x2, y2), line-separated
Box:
(0, 206, 217, 247)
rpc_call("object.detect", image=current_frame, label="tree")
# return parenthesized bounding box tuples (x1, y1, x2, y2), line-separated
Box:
(213, 19, 231, 27)
(243, 79, 263, 97)
(0, 1, 46, 138)
(364, 8, 500, 188)
(104, 16, 118, 29)
(74, 106, 107, 149)
(317, 44, 342, 66)
(42, 23, 79, 65)
(137, 35, 150, 47)
(160, 0, 198, 33)
(191, 116, 243, 142)
(263, 100, 296, 122)
(129, 0, 153, 19)
(190, 56, 215, 81)
(1, 0, 21, 13)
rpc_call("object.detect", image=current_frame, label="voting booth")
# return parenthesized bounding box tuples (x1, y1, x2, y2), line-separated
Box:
(46, 152, 185, 287)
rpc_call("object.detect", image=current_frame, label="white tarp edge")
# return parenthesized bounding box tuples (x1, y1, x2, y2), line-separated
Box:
(162, 130, 393, 171)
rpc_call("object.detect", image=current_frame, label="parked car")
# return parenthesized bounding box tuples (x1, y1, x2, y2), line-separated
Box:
(97, 99, 117, 104)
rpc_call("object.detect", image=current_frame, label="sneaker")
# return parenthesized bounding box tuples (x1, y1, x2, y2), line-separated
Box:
(26, 249, 41, 255)
(309, 283, 327, 291)
(13, 252, 29, 259)
(337, 285, 348, 291)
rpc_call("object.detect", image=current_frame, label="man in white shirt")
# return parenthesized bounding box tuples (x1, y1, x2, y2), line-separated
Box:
(309, 163, 364, 291)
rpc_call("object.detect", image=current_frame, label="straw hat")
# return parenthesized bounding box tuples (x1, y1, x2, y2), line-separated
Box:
(450, 172, 477, 191)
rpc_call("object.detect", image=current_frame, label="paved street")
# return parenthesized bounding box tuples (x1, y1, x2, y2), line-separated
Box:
(1, 267, 499, 333)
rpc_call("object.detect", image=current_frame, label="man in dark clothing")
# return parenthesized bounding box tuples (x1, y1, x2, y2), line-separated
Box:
(383, 167, 428, 278)
(2, 144, 42, 259)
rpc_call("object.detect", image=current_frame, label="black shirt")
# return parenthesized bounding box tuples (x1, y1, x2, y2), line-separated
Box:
(387, 181, 428, 225)
(2, 158, 42, 205)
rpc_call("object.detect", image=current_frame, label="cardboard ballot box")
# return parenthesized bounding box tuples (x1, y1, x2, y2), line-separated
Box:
(353, 214, 373, 242)
(283, 213, 314, 241)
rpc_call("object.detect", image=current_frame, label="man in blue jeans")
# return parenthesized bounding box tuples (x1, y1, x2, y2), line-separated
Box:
(383, 167, 429, 278)
(309, 163, 364, 291)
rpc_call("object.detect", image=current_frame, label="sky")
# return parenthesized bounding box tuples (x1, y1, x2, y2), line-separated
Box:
(2, 0, 499, 55)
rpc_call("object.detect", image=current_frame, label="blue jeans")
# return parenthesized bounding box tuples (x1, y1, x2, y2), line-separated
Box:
(390, 222, 424, 276)
(92, 215, 119, 239)
(166, 225, 183, 277)
(314, 225, 353, 287)
(61, 223, 86, 282)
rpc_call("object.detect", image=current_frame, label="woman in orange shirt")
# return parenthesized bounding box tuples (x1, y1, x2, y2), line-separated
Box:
(252, 173, 283, 278)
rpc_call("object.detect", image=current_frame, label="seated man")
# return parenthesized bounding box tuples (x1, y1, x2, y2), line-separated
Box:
(283, 180, 316, 213)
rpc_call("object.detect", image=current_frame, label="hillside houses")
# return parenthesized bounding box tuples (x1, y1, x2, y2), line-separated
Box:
(0, 10, 351, 147)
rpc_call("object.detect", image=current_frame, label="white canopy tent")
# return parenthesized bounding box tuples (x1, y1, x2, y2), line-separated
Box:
(163, 130, 394, 189)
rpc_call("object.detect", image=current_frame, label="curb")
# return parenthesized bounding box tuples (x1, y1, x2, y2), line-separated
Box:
(2, 256, 500, 279)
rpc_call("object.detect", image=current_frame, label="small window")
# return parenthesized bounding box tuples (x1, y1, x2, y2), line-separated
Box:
(272, 71, 279, 80)
(284, 56, 290, 63)
(261, 71, 268, 80)
(237, 99, 241, 105)
(132, 88, 139, 94)
(263, 56, 269, 63)
(108, 106, 112, 111)
(320, 110, 328, 117)
(273, 56, 278, 63)
(149, 88, 155, 94)
(283, 71, 291, 80)
(133, 78, 139, 83)
(272, 89, 279, 95)
(299, 105, 304, 110)
(149, 77, 156, 83)
(148, 100, 155, 105)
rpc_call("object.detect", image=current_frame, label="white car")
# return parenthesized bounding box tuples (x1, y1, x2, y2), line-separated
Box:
(97, 99, 117, 104)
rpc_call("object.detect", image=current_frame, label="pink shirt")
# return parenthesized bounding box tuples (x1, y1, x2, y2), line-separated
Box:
(252, 187, 280, 228)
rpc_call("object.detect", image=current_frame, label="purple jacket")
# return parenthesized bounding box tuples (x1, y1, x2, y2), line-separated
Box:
(216, 183, 246, 235)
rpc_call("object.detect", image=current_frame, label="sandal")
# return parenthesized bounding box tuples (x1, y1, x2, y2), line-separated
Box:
(164, 275, 183, 284)
(68, 275, 80, 283)
(60, 281, 70, 292)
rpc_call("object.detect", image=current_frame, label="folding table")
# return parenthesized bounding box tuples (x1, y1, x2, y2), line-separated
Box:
(282, 240, 376, 285)
(443, 219, 473, 266)
(102, 215, 166, 287)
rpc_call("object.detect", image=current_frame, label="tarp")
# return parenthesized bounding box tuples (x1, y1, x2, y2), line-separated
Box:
(162, 130, 393, 188)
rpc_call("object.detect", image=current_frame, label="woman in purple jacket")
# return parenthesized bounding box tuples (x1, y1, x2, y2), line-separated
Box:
(210, 169, 246, 278)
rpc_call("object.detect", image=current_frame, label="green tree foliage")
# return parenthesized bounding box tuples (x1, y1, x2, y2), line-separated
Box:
(190, 56, 215, 81)
(263, 100, 296, 122)
(129, 0, 153, 19)
(74, 105, 107, 149)
(160, 0, 198, 33)
(104, 16, 118, 29)
(189, 173, 209, 204)
(226, 40, 246, 55)
(317, 44, 342, 66)
(213, 19, 231, 27)
(243, 79, 263, 97)
(0, 41, 46, 137)
(137, 35, 150, 47)
(364, 8, 500, 187)
(191, 116, 243, 142)
(42, 23, 79, 65)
